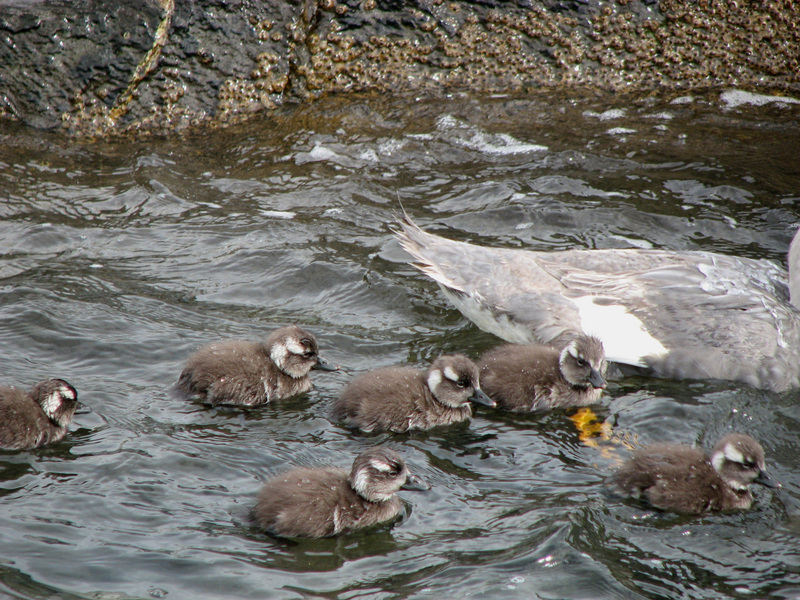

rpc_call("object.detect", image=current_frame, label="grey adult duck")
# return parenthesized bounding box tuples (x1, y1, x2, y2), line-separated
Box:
(608, 433, 778, 514)
(478, 335, 607, 412)
(176, 324, 337, 406)
(396, 216, 800, 391)
(331, 354, 495, 433)
(0, 379, 80, 450)
(253, 446, 430, 538)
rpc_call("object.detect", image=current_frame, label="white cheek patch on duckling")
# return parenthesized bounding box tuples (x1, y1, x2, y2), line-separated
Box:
(427, 369, 443, 392)
(270, 342, 289, 369)
(572, 296, 668, 367)
(351, 469, 371, 498)
(352, 469, 392, 503)
(39, 392, 62, 420)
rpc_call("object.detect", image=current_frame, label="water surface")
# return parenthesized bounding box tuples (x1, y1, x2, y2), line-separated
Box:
(0, 89, 799, 600)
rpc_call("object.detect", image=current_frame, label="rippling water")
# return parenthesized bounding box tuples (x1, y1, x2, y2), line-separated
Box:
(0, 89, 799, 600)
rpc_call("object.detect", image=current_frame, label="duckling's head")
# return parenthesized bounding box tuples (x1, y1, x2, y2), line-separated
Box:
(560, 335, 607, 390)
(31, 379, 79, 427)
(710, 433, 778, 491)
(268, 325, 335, 378)
(348, 447, 430, 503)
(426, 354, 495, 409)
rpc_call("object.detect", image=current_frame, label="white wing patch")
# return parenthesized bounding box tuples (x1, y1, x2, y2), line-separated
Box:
(333, 506, 343, 533)
(572, 296, 668, 367)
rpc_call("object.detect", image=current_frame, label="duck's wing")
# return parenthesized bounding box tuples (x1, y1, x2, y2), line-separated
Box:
(396, 216, 581, 346)
(396, 217, 800, 391)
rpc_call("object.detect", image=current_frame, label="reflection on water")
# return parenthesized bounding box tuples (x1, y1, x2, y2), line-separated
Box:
(0, 89, 798, 600)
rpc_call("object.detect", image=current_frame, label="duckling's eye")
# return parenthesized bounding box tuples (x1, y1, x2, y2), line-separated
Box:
(303, 350, 316, 358)
(457, 378, 471, 388)
(575, 358, 587, 367)
(387, 463, 401, 476)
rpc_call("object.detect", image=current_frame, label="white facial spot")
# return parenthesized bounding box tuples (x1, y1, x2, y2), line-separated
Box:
(40, 392, 62, 419)
(567, 341, 580, 360)
(427, 369, 443, 392)
(371, 459, 393, 473)
(723, 442, 745, 465)
(270, 342, 289, 369)
(443, 366, 459, 382)
(351, 469, 371, 498)
(573, 296, 668, 367)
(711, 450, 725, 474)
(60, 386, 76, 401)
(286, 339, 307, 355)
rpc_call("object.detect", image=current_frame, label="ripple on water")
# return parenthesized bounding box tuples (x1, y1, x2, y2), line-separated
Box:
(0, 90, 798, 599)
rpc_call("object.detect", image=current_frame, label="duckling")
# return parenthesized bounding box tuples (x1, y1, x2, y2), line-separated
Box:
(608, 433, 779, 514)
(253, 447, 430, 538)
(331, 354, 495, 433)
(478, 335, 607, 412)
(0, 379, 79, 450)
(176, 325, 336, 406)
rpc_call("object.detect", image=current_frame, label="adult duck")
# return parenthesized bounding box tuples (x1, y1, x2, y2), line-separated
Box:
(395, 216, 800, 392)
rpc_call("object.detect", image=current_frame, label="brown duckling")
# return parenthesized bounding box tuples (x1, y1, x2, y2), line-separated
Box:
(253, 446, 429, 538)
(176, 325, 336, 406)
(0, 379, 79, 450)
(478, 335, 607, 412)
(608, 433, 779, 514)
(331, 354, 495, 433)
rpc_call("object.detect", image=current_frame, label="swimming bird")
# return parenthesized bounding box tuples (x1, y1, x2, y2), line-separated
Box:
(608, 433, 778, 514)
(479, 335, 607, 412)
(0, 379, 80, 450)
(396, 216, 800, 391)
(176, 325, 336, 406)
(253, 446, 430, 538)
(331, 354, 496, 433)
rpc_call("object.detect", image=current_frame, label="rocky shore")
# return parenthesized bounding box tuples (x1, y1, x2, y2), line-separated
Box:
(1, 0, 797, 135)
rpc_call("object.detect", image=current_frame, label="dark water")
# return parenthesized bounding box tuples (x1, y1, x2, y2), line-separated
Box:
(0, 88, 799, 600)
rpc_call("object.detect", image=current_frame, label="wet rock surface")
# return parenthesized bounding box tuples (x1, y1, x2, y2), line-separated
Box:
(1, 0, 798, 135)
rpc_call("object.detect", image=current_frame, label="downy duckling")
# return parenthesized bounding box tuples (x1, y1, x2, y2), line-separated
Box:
(608, 432, 779, 514)
(253, 446, 429, 538)
(478, 335, 607, 412)
(0, 379, 79, 450)
(331, 354, 495, 433)
(176, 324, 336, 406)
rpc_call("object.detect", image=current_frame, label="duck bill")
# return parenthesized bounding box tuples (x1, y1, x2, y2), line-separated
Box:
(588, 369, 607, 389)
(74, 402, 92, 415)
(469, 388, 496, 408)
(753, 470, 780, 489)
(312, 356, 339, 371)
(400, 474, 431, 492)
